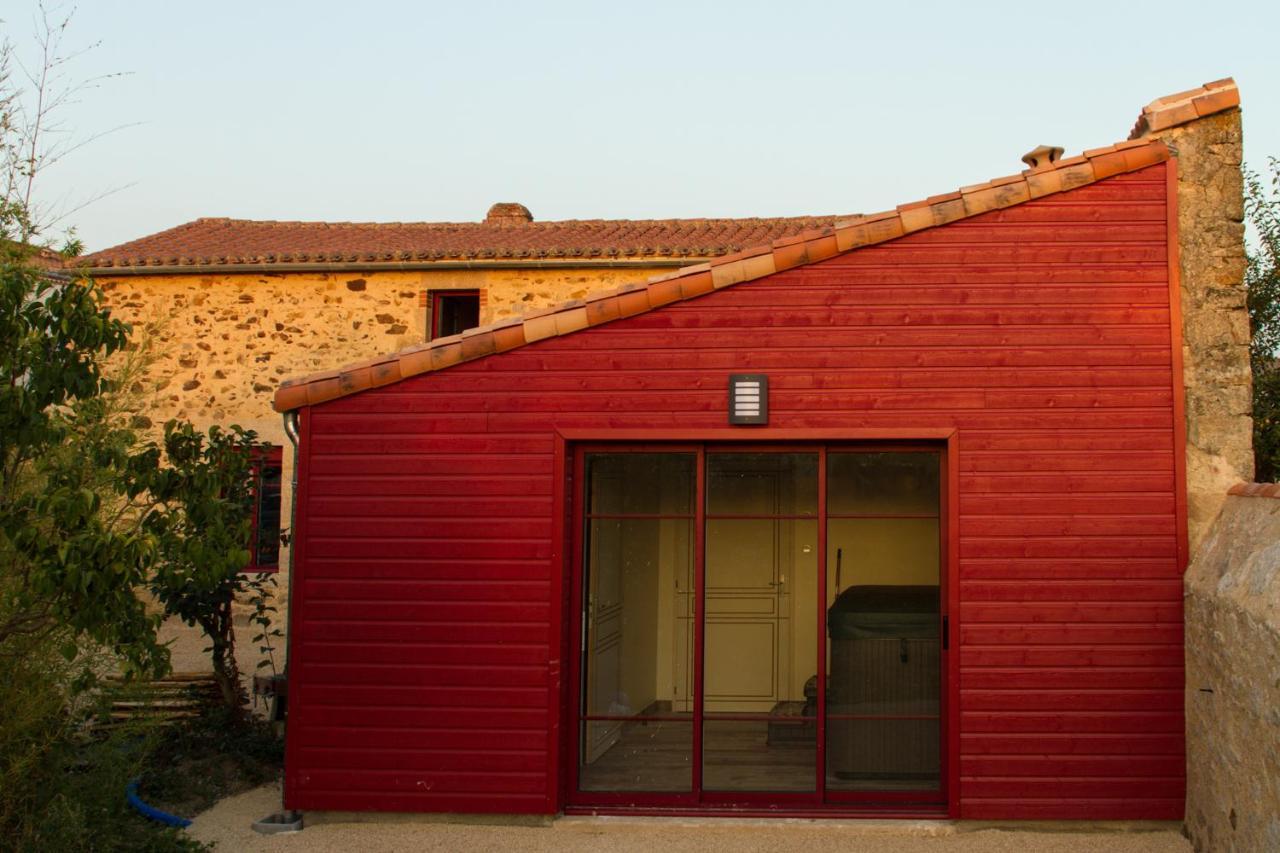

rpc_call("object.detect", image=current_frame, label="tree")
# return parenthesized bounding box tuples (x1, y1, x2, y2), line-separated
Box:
(1245, 158, 1280, 483)
(146, 421, 275, 715)
(0, 236, 172, 674)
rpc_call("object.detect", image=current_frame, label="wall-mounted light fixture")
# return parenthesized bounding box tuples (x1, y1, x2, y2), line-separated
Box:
(729, 374, 768, 425)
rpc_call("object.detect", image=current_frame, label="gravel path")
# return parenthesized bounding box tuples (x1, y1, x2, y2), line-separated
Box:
(188, 783, 1192, 853)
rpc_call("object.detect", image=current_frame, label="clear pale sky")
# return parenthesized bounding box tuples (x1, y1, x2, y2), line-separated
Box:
(7, 0, 1279, 253)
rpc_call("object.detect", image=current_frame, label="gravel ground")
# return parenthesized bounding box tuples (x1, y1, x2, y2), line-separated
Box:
(189, 783, 1192, 853)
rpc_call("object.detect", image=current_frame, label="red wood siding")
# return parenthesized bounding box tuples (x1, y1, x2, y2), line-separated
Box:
(284, 163, 1183, 819)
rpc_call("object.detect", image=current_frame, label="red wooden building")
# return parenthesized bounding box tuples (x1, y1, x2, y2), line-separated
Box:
(272, 82, 1242, 821)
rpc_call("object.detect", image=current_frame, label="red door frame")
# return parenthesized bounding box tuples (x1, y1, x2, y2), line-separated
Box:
(550, 428, 960, 818)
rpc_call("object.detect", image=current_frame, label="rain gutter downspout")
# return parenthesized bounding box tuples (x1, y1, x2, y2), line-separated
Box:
(281, 410, 301, 705)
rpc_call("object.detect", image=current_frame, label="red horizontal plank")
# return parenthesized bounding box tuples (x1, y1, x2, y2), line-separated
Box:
(959, 557, 1179, 581)
(304, 579, 549, 604)
(961, 516, 1176, 537)
(962, 753, 1177, 778)
(482, 410, 1175, 434)
(784, 264, 1169, 286)
(308, 496, 553, 519)
(960, 710, 1183, 734)
(959, 797, 1182, 820)
(959, 579, 1183, 602)
(298, 746, 545, 774)
(960, 429, 1173, 452)
(376, 367, 1174, 395)
(984, 389, 1171, 409)
(961, 624, 1183, 646)
(296, 768, 546, 795)
(960, 667, 1183, 690)
(301, 663, 548, 689)
(303, 685, 547, 710)
(303, 557, 551, 582)
(298, 726, 548, 752)
(311, 410, 487, 434)
(961, 494, 1175, 515)
(542, 325, 1172, 352)
(304, 600, 551, 624)
(960, 689, 1182, 712)
(303, 707, 547, 732)
(961, 732, 1183, 755)
(304, 518, 551, 540)
(309, 435, 554, 455)
(677, 284, 1170, 307)
(298, 621, 548, 644)
(307, 474, 552, 498)
(299, 641, 549, 667)
(825, 245, 1166, 267)
(959, 451, 1173, 474)
(621, 306, 1171, 330)
(960, 536, 1177, 559)
(960, 601, 1181, 623)
(474, 346, 1174, 373)
(305, 538, 551, 561)
(898, 368, 1171, 390)
(961, 776, 1183, 799)
(287, 790, 548, 815)
(308, 454, 553, 477)
(895, 222, 1166, 244)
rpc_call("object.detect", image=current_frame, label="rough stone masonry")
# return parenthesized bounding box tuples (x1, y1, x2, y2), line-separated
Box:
(1146, 107, 1254, 551)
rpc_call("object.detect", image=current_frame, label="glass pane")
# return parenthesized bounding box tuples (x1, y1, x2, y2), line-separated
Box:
(826, 525, 940, 791)
(707, 453, 817, 516)
(702, 719, 816, 792)
(703, 515, 818, 792)
(580, 720, 692, 792)
(587, 453, 694, 515)
(583, 519, 693, 718)
(827, 452, 940, 516)
(254, 462, 282, 567)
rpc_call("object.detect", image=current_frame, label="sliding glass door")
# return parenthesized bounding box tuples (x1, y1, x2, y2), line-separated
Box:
(571, 444, 944, 809)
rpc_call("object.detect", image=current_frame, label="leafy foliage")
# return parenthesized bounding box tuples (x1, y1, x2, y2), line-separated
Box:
(1245, 158, 1280, 483)
(0, 239, 170, 676)
(147, 421, 275, 714)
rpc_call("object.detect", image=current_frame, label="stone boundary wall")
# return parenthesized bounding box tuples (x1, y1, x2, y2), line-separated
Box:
(1183, 487, 1280, 852)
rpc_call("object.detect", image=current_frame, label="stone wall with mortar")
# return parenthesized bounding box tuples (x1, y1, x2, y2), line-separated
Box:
(1147, 108, 1254, 551)
(1183, 489, 1280, 853)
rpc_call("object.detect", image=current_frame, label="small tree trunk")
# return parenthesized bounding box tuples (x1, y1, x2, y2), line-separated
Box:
(199, 596, 245, 720)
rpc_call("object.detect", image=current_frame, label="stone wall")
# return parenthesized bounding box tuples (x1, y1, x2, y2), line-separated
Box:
(1183, 487, 1280, 853)
(1146, 108, 1254, 551)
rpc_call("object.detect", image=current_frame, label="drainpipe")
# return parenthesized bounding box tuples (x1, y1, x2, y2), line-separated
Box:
(281, 410, 301, 674)
(251, 411, 307, 834)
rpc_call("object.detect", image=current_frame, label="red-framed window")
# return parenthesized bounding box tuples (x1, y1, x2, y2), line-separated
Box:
(429, 289, 480, 340)
(246, 445, 283, 573)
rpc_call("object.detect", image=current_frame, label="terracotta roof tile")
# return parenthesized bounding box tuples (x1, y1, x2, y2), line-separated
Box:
(1129, 78, 1238, 139)
(77, 212, 854, 271)
(1228, 482, 1280, 499)
(273, 81, 1233, 413)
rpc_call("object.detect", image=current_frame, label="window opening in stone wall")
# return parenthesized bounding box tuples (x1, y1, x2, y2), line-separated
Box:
(245, 445, 283, 572)
(430, 290, 481, 340)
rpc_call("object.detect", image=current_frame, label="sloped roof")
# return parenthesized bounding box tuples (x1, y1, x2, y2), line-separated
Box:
(273, 79, 1240, 414)
(75, 213, 850, 270)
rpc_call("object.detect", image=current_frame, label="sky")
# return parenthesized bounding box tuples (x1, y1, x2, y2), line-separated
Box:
(6, 0, 1280, 253)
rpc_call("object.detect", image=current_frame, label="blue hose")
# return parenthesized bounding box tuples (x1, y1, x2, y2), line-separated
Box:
(126, 779, 192, 828)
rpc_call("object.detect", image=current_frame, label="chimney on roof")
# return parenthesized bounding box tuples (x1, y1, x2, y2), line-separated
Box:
(1021, 145, 1064, 170)
(485, 202, 533, 225)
